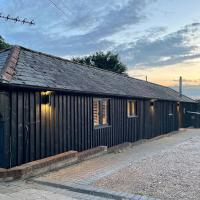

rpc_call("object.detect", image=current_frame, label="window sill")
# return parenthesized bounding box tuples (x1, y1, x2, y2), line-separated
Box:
(94, 124, 111, 129)
(128, 115, 138, 119)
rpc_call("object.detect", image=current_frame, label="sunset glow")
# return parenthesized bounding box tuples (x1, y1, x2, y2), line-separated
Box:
(128, 59, 200, 87)
(0, 0, 199, 98)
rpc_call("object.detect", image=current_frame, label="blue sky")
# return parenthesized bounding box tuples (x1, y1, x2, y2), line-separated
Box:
(0, 0, 200, 98)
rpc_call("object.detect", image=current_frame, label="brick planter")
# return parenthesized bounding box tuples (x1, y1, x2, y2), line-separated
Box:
(0, 151, 78, 181)
(108, 142, 132, 153)
(0, 146, 108, 182)
(78, 146, 107, 161)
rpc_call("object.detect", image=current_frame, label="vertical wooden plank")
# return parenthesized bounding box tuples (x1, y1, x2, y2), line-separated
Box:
(63, 95, 67, 152)
(121, 99, 124, 143)
(10, 91, 17, 167)
(0, 93, 6, 167)
(50, 94, 55, 155)
(110, 99, 115, 146)
(55, 94, 59, 154)
(124, 99, 127, 142)
(78, 96, 82, 151)
(59, 95, 63, 153)
(81, 97, 85, 150)
(30, 92, 36, 161)
(6, 92, 11, 168)
(111, 98, 115, 146)
(74, 96, 78, 150)
(0, 92, 11, 168)
(117, 98, 120, 144)
(70, 95, 75, 150)
(67, 95, 71, 150)
(41, 93, 46, 158)
(84, 97, 88, 150)
(118, 98, 121, 144)
(145, 100, 149, 139)
(87, 97, 91, 148)
(24, 92, 30, 163)
(17, 92, 24, 165)
(35, 92, 41, 160)
(138, 100, 142, 140)
(123, 99, 126, 142)
(46, 97, 50, 157)
(82, 97, 85, 150)
(116, 98, 119, 144)
(111, 98, 114, 146)
(88, 97, 93, 148)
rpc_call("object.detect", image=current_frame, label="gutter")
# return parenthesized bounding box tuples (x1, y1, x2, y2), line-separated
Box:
(0, 82, 196, 103)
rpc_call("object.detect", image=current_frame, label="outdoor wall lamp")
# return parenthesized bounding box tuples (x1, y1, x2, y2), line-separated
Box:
(41, 91, 52, 104)
(150, 101, 154, 107)
(150, 99, 157, 113)
(150, 99, 157, 107)
(177, 102, 180, 111)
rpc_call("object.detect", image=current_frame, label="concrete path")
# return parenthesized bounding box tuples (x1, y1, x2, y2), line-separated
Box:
(0, 128, 199, 199)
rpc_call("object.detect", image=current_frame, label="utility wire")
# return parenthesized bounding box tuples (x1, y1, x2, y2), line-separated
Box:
(48, 0, 68, 18)
(0, 13, 35, 25)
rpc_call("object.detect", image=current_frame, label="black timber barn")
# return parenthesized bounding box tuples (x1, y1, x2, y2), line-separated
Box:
(0, 46, 197, 168)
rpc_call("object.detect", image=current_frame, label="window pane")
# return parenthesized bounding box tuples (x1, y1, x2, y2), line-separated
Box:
(132, 101, 135, 116)
(102, 100, 108, 125)
(127, 100, 136, 117)
(93, 100, 99, 126)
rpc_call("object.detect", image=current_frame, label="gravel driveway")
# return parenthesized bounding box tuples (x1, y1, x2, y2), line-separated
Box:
(33, 128, 200, 200)
(1, 129, 199, 200)
(94, 129, 200, 200)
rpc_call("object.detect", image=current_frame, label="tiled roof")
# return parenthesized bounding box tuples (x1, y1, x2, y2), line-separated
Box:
(0, 46, 195, 103)
(0, 49, 11, 72)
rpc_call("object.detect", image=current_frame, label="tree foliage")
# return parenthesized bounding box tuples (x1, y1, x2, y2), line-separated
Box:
(72, 51, 127, 74)
(0, 35, 10, 50)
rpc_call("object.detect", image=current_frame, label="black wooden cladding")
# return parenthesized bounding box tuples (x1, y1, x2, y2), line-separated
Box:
(192, 114, 200, 128)
(0, 89, 196, 168)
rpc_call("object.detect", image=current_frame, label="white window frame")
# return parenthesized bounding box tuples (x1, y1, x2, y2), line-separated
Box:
(93, 98, 110, 128)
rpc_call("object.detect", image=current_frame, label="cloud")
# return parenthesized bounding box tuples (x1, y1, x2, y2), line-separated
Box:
(2, 0, 200, 71)
(116, 23, 200, 67)
(172, 78, 200, 85)
(172, 85, 200, 99)
(52, 0, 151, 56)
(127, 57, 200, 98)
(0, 0, 154, 56)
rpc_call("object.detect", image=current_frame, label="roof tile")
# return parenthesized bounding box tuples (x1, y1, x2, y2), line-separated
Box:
(0, 46, 195, 103)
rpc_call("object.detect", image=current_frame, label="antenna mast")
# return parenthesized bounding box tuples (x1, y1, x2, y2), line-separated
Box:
(0, 13, 35, 25)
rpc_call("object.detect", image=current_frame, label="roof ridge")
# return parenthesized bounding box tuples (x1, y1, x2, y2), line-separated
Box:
(19, 46, 129, 77)
(1, 45, 21, 82)
(0, 47, 13, 53)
